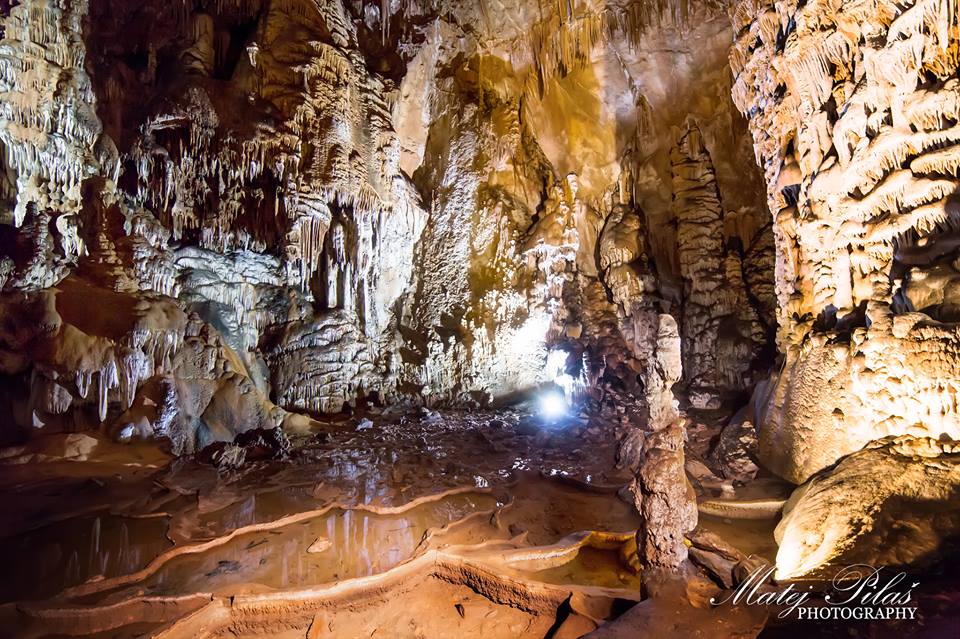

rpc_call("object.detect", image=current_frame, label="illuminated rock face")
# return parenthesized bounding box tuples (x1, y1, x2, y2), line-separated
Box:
(0, 0, 774, 445)
(775, 436, 960, 579)
(732, 0, 960, 482)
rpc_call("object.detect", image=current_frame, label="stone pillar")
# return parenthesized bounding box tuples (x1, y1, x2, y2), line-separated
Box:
(672, 122, 765, 407)
(632, 314, 698, 571)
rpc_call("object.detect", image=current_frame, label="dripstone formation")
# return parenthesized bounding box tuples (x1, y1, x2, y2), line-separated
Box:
(0, 0, 773, 451)
(732, 0, 960, 483)
(2, 0, 960, 598)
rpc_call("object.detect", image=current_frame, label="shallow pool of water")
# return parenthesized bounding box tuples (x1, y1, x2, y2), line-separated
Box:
(0, 512, 171, 603)
(121, 492, 499, 598)
(532, 546, 641, 590)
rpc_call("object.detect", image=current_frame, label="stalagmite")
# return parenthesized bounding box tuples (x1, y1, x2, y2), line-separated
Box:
(631, 314, 698, 572)
(672, 122, 765, 407)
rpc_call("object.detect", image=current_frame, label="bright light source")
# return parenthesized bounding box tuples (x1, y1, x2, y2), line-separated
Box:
(539, 390, 568, 420)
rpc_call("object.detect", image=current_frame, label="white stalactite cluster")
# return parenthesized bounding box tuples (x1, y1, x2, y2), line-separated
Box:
(0, 282, 291, 453)
(0, 0, 100, 289)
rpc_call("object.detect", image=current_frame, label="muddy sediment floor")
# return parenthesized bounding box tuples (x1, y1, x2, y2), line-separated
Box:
(0, 407, 776, 638)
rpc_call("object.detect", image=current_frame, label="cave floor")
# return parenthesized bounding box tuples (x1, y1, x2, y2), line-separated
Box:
(0, 406, 775, 638)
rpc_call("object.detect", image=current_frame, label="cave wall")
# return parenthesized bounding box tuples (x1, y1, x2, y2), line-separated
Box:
(0, 0, 774, 448)
(732, 0, 960, 482)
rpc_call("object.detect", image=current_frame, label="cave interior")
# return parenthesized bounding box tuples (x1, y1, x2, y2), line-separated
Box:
(1, 0, 959, 637)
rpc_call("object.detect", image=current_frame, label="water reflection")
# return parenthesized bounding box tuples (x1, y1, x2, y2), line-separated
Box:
(0, 513, 171, 603)
(144, 493, 497, 596)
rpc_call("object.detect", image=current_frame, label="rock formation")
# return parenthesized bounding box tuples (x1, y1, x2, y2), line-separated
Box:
(775, 435, 960, 580)
(724, 0, 960, 586)
(0, 0, 774, 449)
(3, 0, 960, 634)
(671, 122, 768, 407)
(630, 314, 699, 571)
(732, 0, 960, 482)
(0, 280, 301, 453)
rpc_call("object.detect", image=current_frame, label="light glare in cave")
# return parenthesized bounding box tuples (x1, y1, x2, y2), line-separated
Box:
(538, 390, 568, 421)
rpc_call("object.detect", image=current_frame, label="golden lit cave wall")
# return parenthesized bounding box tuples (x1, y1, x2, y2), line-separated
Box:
(0, 0, 774, 442)
(732, 0, 960, 482)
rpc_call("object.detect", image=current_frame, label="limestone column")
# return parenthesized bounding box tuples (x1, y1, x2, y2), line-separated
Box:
(633, 314, 698, 572)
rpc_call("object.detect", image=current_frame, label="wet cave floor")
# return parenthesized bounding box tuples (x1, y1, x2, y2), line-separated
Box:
(0, 406, 784, 638)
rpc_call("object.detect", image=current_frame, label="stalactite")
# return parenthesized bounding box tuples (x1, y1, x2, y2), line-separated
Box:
(0, 0, 766, 439)
(97, 358, 118, 423)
